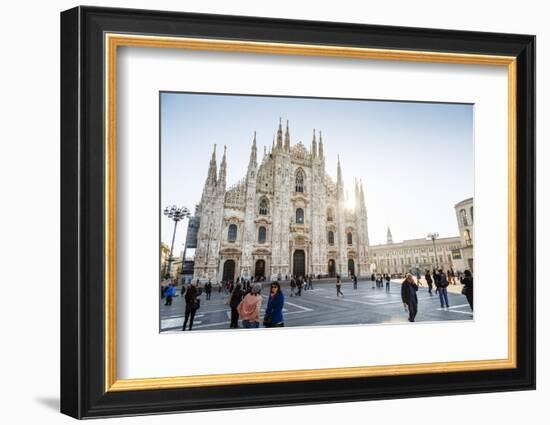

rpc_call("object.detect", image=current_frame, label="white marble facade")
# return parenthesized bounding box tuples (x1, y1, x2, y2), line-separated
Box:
(193, 120, 371, 282)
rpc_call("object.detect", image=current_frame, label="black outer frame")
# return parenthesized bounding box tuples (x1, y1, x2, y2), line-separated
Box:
(60, 6, 535, 419)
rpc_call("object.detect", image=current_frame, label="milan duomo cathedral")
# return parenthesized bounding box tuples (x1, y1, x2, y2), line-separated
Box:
(192, 119, 371, 283)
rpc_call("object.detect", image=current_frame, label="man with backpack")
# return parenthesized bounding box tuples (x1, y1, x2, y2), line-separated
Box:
(436, 268, 450, 309)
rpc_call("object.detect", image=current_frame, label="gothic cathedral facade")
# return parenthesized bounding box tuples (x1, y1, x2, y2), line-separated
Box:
(193, 120, 371, 282)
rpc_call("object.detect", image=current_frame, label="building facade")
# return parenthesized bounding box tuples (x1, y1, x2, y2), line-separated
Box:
(160, 242, 170, 279)
(454, 197, 474, 271)
(370, 197, 474, 275)
(369, 236, 463, 275)
(192, 120, 371, 282)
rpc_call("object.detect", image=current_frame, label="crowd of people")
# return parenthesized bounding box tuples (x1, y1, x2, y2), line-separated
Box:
(400, 269, 474, 322)
(370, 273, 392, 292)
(160, 268, 474, 330)
(289, 274, 315, 296)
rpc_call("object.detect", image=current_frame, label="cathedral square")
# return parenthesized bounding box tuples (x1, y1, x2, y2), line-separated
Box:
(161, 93, 474, 330)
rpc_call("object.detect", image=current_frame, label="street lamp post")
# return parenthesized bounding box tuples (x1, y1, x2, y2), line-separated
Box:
(163, 205, 190, 279)
(427, 232, 439, 270)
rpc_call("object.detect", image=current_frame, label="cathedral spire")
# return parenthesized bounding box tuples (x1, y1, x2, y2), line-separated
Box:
(318, 131, 324, 159)
(248, 131, 257, 169)
(284, 120, 290, 151)
(387, 226, 393, 244)
(206, 144, 217, 187)
(355, 178, 361, 209)
(276, 117, 283, 150)
(311, 129, 317, 158)
(337, 155, 344, 197)
(218, 145, 227, 187)
(360, 178, 366, 208)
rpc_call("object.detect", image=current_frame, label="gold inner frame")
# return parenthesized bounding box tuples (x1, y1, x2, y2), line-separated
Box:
(104, 33, 517, 392)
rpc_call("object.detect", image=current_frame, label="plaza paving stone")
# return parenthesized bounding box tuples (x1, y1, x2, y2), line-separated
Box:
(159, 278, 472, 332)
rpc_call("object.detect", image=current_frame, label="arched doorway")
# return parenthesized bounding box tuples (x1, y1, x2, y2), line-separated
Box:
(222, 259, 236, 282)
(348, 259, 355, 277)
(328, 259, 336, 277)
(255, 259, 265, 279)
(293, 250, 306, 277)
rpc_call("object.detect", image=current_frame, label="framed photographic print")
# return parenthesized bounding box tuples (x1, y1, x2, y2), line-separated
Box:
(60, 6, 535, 419)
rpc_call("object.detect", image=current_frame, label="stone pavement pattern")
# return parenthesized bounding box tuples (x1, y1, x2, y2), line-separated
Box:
(160, 278, 472, 332)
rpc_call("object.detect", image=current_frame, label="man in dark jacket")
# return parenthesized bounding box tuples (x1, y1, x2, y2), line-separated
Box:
(205, 280, 212, 300)
(461, 269, 474, 310)
(182, 282, 201, 331)
(436, 269, 450, 308)
(401, 273, 419, 322)
(229, 283, 244, 328)
(425, 270, 434, 295)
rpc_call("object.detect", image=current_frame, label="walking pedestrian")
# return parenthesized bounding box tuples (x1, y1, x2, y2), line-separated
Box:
(461, 269, 474, 310)
(205, 280, 212, 300)
(371, 273, 375, 289)
(433, 268, 439, 295)
(237, 283, 263, 328)
(307, 274, 313, 290)
(182, 282, 201, 331)
(229, 283, 244, 328)
(401, 273, 419, 322)
(385, 274, 391, 292)
(290, 276, 296, 297)
(436, 269, 450, 308)
(297, 276, 303, 296)
(164, 283, 175, 306)
(353, 274, 358, 290)
(263, 282, 285, 327)
(336, 274, 344, 297)
(425, 270, 434, 295)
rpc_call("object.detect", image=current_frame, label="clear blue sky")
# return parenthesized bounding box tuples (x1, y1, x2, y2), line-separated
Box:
(161, 92, 473, 257)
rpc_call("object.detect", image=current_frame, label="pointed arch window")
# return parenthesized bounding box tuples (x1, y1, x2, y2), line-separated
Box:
(327, 207, 334, 222)
(470, 206, 474, 223)
(328, 230, 335, 245)
(228, 224, 238, 242)
(296, 208, 304, 224)
(258, 226, 267, 244)
(295, 169, 304, 192)
(460, 209, 469, 226)
(347, 232, 353, 245)
(464, 229, 472, 246)
(259, 198, 269, 215)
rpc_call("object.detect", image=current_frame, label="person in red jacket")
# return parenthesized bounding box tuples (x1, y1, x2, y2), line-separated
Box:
(237, 283, 263, 328)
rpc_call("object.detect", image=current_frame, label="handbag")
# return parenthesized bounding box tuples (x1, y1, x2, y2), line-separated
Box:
(194, 298, 201, 310)
(461, 286, 468, 295)
(263, 312, 273, 327)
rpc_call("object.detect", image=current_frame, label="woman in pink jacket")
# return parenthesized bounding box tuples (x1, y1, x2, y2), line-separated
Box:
(237, 283, 263, 328)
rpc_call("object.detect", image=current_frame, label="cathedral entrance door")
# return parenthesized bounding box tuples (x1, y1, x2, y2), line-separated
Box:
(255, 259, 265, 279)
(348, 259, 355, 277)
(222, 259, 236, 282)
(328, 259, 336, 277)
(293, 250, 306, 278)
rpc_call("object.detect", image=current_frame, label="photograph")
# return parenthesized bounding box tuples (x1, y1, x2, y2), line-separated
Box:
(159, 92, 475, 332)
(57, 5, 535, 418)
